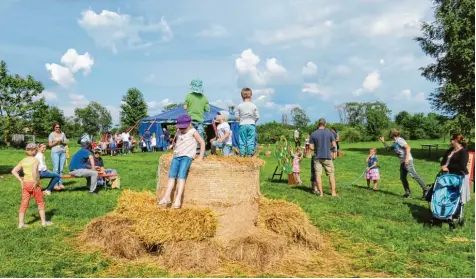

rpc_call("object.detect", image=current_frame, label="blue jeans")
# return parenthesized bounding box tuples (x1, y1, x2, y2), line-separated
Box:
(192, 122, 204, 139)
(145, 139, 151, 152)
(51, 151, 65, 186)
(97, 169, 117, 186)
(124, 141, 130, 154)
(211, 141, 234, 156)
(40, 170, 61, 191)
(169, 156, 193, 179)
(239, 124, 256, 156)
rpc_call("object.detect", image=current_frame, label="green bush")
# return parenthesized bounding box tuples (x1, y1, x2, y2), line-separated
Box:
(341, 128, 362, 143)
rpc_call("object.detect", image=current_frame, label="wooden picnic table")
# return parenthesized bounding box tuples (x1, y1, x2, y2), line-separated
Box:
(421, 144, 439, 157)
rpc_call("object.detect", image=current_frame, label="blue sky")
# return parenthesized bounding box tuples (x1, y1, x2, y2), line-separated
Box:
(0, 0, 437, 124)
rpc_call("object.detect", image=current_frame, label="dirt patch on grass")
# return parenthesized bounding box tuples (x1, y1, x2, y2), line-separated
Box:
(445, 237, 474, 243)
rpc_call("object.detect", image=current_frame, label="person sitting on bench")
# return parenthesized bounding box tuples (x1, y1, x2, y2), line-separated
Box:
(92, 148, 119, 187)
(69, 141, 99, 195)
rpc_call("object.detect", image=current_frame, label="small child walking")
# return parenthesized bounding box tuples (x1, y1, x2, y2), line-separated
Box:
(11, 143, 53, 228)
(235, 87, 259, 157)
(365, 148, 380, 191)
(292, 146, 304, 184)
(158, 114, 205, 209)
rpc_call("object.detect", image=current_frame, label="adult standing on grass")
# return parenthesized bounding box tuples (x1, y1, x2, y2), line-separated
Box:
(144, 128, 152, 152)
(440, 133, 471, 204)
(48, 122, 67, 188)
(294, 129, 300, 147)
(310, 118, 337, 197)
(122, 130, 131, 155)
(69, 141, 99, 195)
(379, 129, 429, 199)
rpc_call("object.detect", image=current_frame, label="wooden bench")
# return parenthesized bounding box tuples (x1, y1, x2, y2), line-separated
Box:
(421, 144, 439, 157)
(61, 173, 117, 179)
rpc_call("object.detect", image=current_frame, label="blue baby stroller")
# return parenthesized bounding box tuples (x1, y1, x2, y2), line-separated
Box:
(428, 173, 465, 231)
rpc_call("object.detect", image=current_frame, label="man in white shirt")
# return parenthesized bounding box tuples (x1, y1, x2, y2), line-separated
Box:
(294, 129, 301, 147)
(121, 130, 130, 154)
(36, 143, 63, 195)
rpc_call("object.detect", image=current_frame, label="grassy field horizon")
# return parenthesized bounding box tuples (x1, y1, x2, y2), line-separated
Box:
(0, 139, 474, 277)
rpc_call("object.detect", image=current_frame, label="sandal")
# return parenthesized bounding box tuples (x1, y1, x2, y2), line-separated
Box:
(53, 186, 61, 191)
(173, 203, 182, 210)
(373, 188, 379, 191)
(59, 185, 65, 190)
(43, 190, 52, 196)
(42, 221, 53, 227)
(158, 199, 172, 208)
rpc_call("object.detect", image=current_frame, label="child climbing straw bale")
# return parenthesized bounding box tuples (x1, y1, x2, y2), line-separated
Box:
(158, 114, 205, 209)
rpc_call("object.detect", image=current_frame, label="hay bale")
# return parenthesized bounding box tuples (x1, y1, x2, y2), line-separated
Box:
(264, 150, 272, 157)
(80, 213, 145, 260)
(116, 190, 218, 244)
(224, 231, 287, 270)
(160, 240, 222, 272)
(157, 154, 264, 240)
(258, 198, 323, 250)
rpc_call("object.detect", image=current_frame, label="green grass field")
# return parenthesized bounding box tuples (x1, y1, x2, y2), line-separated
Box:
(0, 140, 474, 277)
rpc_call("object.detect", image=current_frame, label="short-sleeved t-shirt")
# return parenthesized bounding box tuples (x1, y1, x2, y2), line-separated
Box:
(94, 157, 104, 168)
(48, 132, 67, 153)
(69, 148, 92, 171)
(21, 157, 38, 182)
(392, 137, 413, 163)
(310, 128, 335, 160)
(368, 156, 379, 169)
(217, 122, 232, 145)
(184, 93, 210, 123)
(144, 130, 151, 140)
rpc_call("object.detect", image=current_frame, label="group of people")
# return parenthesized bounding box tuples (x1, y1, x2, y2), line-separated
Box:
(139, 128, 171, 152)
(11, 78, 472, 227)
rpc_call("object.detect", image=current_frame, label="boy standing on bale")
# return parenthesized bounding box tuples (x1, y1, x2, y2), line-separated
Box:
(380, 129, 428, 199)
(210, 111, 234, 156)
(158, 114, 205, 209)
(235, 87, 259, 157)
(184, 79, 210, 155)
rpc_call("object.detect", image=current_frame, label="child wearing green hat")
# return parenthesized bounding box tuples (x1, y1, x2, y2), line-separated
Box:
(184, 79, 210, 154)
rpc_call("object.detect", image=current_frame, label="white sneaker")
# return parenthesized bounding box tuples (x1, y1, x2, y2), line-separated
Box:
(43, 190, 52, 196)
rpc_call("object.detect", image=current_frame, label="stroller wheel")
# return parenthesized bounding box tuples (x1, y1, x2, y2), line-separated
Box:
(458, 217, 465, 226)
(449, 222, 456, 232)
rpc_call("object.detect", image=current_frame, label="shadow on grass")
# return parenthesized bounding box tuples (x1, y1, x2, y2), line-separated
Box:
(26, 209, 57, 224)
(0, 165, 13, 175)
(345, 146, 448, 163)
(404, 202, 433, 224)
(353, 185, 402, 197)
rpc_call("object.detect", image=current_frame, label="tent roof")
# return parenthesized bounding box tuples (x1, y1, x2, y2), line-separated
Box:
(141, 104, 237, 124)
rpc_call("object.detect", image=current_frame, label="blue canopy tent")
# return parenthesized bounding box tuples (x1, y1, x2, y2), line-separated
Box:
(139, 104, 240, 148)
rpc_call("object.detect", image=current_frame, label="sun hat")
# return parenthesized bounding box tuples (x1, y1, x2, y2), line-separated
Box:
(189, 79, 204, 94)
(176, 114, 192, 129)
(217, 110, 230, 122)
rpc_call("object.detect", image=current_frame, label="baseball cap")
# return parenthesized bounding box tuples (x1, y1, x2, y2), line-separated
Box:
(176, 114, 192, 128)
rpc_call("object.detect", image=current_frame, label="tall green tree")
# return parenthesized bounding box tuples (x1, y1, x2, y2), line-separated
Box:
(162, 103, 183, 112)
(415, 0, 475, 121)
(120, 88, 148, 132)
(28, 99, 65, 137)
(290, 107, 310, 130)
(344, 102, 366, 127)
(364, 102, 391, 140)
(75, 101, 112, 136)
(0, 60, 44, 145)
(395, 111, 410, 125)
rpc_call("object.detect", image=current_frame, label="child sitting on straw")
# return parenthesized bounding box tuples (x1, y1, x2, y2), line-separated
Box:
(235, 87, 259, 157)
(11, 143, 53, 228)
(291, 146, 303, 185)
(365, 148, 380, 191)
(158, 114, 205, 209)
(210, 110, 234, 156)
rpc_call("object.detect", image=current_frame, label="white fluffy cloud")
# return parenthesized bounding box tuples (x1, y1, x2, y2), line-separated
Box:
(211, 99, 234, 109)
(380, 59, 385, 65)
(302, 61, 317, 76)
(235, 49, 287, 86)
(60, 49, 94, 75)
(32, 90, 57, 102)
(254, 23, 330, 45)
(196, 24, 228, 37)
(362, 71, 381, 91)
(45, 63, 75, 87)
(69, 94, 88, 106)
(45, 49, 94, 87)
(302, 83, 329, 99)
(396, 89, 426, 103)
(147, 98, 174, 114)
(78, 9, 173, 53)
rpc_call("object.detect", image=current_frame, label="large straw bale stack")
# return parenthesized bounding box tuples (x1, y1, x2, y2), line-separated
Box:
(116, 190, 217, 244)
(157, 154, 265, 240)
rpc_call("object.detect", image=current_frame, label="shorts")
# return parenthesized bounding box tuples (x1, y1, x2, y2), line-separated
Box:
(169, 156, 193, 179)
(313, 158, 334, 177)
(211, 141, 234, 156)
(366, 168, 380, 180)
